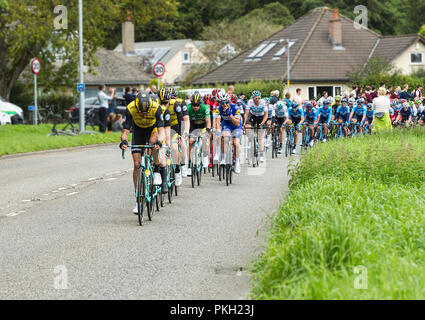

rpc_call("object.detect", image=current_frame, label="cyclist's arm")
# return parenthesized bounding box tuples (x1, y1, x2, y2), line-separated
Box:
(261, 110, 268, 126)
(229, 109, 242, 127)
(181, 103, 190, 134)
(121, 109, 133, 143)
(155, 107, 165, 143)
(205, 117, 211, 130)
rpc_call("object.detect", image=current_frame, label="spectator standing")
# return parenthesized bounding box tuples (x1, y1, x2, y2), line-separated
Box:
(284, 92, 292, 109)
(185, 93, 191, 106)
(373, 87, 392, 132)
(97, 85, 115, 133)
(318, 91, 329, 105)
(350, 86, 358, 98)
(108, 88, 117, 114)
(413, 84, 423, 99)
(370, 86, 378, 100)
(391, 86, 401, 100)
(131, 88, 138, 100)
(227, 85, 235, 96)
(150, 85, 157, 95)
(112, 114, 124, 132)
(365, 86, 373, 103)
(294, 88, 304, 105)
(124, 87, 134, 105)
(387, 85, 393, 97)
(400, 84, 413, 100)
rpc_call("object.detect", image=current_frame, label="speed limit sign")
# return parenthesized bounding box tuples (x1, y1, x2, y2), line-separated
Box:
(30, 58, 41, 75)
(153, 62, 165, 77)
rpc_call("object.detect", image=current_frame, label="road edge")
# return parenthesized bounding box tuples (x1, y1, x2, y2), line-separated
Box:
(0, 142, 118, 160)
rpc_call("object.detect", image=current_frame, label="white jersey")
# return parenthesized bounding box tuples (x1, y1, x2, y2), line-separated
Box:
(274, 100, 288, 118)
(246, 99, 266, 116)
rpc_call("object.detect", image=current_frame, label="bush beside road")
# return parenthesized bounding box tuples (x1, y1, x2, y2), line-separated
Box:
(251, 128, 425, 299)
(0, 124, 123, 156)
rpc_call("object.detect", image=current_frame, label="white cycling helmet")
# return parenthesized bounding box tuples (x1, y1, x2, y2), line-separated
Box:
(218, 91, 230, 103)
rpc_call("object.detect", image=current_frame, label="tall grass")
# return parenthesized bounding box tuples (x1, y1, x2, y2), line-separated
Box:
(251, 127, 425, 299)
(0, 124, 123, 156)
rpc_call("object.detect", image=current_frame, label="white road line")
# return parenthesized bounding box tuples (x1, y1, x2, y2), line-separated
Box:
(104, 178, 117, 181)
(87, 177, 97, 181)
(52, 191, 59, 193)
(58, 187, 67, 190)
(22, 200, 31, 202)
(7, 211, 25, 217)
(66, 192, 79, 196)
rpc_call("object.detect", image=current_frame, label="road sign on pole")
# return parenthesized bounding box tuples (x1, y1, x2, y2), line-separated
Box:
(77, 83, 85, 93)
(30, 58, 41, 125)
(153, 62, 165, 77)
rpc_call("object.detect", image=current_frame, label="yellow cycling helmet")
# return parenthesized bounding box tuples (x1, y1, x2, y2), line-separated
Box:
(135, 92, 153, 114)
(191, 91, 202, 105)
(159, 87, 171, 103)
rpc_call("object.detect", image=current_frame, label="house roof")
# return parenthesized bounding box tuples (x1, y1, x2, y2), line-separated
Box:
(114, 39, 207, 66)
(85, 48, 151, 86)
(193, 7, 423, 85)
(370, 34, 425, 62)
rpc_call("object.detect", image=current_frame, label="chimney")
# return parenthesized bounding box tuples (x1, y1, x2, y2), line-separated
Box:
(122, 13, 135, 55)
(329, 9, 342, 46)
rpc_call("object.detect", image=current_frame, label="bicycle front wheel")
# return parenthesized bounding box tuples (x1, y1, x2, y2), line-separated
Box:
(136, 168, 145, 226)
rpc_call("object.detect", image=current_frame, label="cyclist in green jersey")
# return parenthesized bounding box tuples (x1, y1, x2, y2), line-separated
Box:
(187, 92, 211, 170)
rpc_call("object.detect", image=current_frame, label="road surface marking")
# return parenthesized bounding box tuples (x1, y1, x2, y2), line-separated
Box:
(7, 211, 25, 217)
(104, 178, 117, 181)
(66, 192, 79, 196)
(58, 187, 67, 190)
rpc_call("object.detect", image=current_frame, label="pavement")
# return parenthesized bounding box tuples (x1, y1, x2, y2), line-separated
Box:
(0, 143, 294, 299)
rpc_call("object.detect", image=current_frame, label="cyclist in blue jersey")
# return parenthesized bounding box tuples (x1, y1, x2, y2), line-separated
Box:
(316, 99, 332, 142)
(349, 98, 366, 135)
(302, 103, 318, 147)
(216, 91, 243, 173)
(418, 107, 425, 125)
(365, 103, 375, 134)
(284, 101, 305, 154)
(396, 102, 413, 126)
(335, 99, 351, 137)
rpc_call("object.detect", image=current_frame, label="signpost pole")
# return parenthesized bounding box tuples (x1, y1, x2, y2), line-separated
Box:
(34, 73, 38, 125)
(78, 0, 85, 132)
(157, 77, 160, 91)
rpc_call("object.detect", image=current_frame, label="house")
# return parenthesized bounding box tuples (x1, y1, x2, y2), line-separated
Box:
(114, 20, 210, 85)
(193, 7, 425, 100)
(84, 47, 151, 98)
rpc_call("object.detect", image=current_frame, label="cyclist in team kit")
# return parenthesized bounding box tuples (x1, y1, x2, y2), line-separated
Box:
(158, 88, 174, 190)
(316, 99, 332, 142)
(119, 92, 166, 214)
(284, 101, 305, 154)
(168, 88, 190, 180)
(396, 102, 413, 126)
(244, 90, 268, 162)
(216, 92, 243, 173)
(349, 98, 366, 135)
(187, 92, 211, 171)
(364, 103, 375, 133)
(302, 103, 318, 147)
(335, 99, 351, 137)
(274, 99, 288, 154)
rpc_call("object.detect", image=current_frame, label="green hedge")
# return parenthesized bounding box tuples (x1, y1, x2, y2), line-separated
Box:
(251, 128, 425, 299)
(38, 92, 77, 121)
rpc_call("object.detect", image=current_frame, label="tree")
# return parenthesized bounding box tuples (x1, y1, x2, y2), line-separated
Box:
(348, 57, 400, 85)
(0, 0, 177, 100)
(420, 25, 425, 38)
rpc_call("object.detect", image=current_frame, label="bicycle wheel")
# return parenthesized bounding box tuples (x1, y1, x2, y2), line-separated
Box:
(147, 171, 154, 221)
(136, 168, 145, 226)
(226, 166, 230, 186)
(211, 163, 215, 177)
(168, 165, 174, 204)
(191, 164, 196, 188)
(197, 166, 201, 186)
(229, 165, 233, 185)
(156, 190, 160, 212)
(218, 164, 223, 181)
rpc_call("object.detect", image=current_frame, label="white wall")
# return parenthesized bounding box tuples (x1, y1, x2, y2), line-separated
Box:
(392, 40, 425, 75)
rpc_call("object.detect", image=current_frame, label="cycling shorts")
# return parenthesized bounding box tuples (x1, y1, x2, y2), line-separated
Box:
(222, 125, 243, 138)
(131, 126, 157, 154)
(275, 117, 286, 127)
(247, 114, 264, 126)
(318, 117, 328, 124)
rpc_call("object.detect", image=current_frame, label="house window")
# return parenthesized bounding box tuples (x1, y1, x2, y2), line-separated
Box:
(308, 87, 316, 100)
(411, 52, 423, 64)
(335, 86, 342, 96)
(183, 52, 190, 64)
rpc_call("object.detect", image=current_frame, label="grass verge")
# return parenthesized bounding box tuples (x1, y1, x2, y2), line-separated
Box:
(0, 124, 124, 156)
(251, 127, 425, 299)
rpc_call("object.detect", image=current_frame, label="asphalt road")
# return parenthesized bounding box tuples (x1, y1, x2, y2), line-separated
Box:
(0, 143, 293, 299)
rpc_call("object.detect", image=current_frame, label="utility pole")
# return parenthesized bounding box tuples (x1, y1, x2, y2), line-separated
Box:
(78, 0, 85, 132)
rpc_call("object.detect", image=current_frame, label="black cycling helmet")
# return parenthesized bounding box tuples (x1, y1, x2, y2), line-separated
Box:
(191, 91, 202, 106)
(159, 87, 171, 104)
(135, 92, 153, 114)
(306, 103, 313, 109)
(367, 103, 373, 109)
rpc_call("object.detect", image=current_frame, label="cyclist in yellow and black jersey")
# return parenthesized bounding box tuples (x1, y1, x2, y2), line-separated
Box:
(120, 92, 167, 213)
(169, 88, 190, 177)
